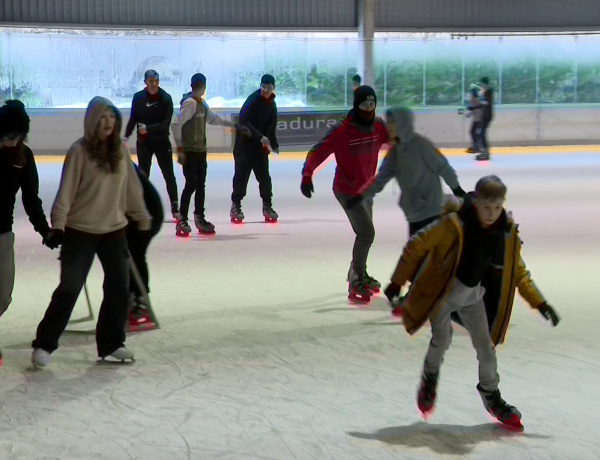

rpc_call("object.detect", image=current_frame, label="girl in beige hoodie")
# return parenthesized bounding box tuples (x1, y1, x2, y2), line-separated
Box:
(32, 97, 151, 367)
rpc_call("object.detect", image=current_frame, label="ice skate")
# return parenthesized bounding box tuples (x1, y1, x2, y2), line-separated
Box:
(475, 150, 490, 161)
(262, 204, 278, 222)
(171, 201, 180, 220)
(417, 372, 439, 418)
(477, 384, 524, 431)
(194, 214, 216, 234)
(230, 202, 244, 224)
(100, 347, 135, 363)
(348, 273, 373, 304)
(31, 348, 51, 369)
(364, 272, 381, 292)
(127, 299, 156, 333)
(176, 219, 191, 237)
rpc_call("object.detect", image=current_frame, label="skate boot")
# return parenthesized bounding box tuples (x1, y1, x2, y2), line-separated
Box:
(31, 348, 51, 369)
(127, 296, 156, 333)
(475, 149, 490, 161)
(262, 203, 278, 222)
(194, 214, 216, 234)
(176, 219, 191, 237)
(230, 202, 244, 224)
(364, 272, 381, 292)
(348, 273, 373, 304)
(171, 201, 180, 220)
(477, 384, 523, 430)
(417, 371, 439, 418)
(100, 347, 135, 363)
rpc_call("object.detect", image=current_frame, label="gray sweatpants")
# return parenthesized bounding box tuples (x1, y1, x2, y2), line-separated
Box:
(334, 191, 374, 276)
(0, 232, 15, 318)
(423, 279, 499, 392)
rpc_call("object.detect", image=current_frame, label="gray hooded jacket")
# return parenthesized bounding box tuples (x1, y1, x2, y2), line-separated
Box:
(365, 107, 460, 223)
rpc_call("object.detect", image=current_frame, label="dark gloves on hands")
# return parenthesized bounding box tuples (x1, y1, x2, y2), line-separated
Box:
(344, 194, 364, 210)
(538, 303, 560, 326)
(452, 186, 467, 199)
(235, 123, 252, 137)
(43, 229, 64, 249)
(301, 176, 314, 198)
(384, 282, 401, 303)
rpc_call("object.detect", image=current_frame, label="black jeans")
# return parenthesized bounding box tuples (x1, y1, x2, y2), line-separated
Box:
(409, 215, 440, 237)
(231, 151, 273, 205)
(137, 140, 178, 204)
(477, 120, 491, 151)
(334, 192, 375, 276)
(32, 229, 130, 357)
(180, 151, 208, 220)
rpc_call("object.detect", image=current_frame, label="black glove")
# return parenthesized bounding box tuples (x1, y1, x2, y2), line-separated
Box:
(538, 303, 560, 326)
(301, 176, 314, 198)
(452, 186, 467, 198)
(344, 194, 364, 210)
(44, 229, 64, 249)
(235, 123, 252, 137)
(384, 282, 401, 303)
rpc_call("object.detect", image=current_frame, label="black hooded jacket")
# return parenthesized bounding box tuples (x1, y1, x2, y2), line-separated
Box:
(0, 144, 50, 237)
(233, 89, 278, 155)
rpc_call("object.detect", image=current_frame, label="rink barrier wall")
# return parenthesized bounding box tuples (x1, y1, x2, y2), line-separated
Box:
(24, 105, 600, 156)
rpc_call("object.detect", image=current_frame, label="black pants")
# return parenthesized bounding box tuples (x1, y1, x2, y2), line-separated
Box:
(126, 227, 155, 296)
(180, 151, 208, 220)
(477, 120, 491, 151)
(231, 152, 273, 205)
(137, 140, 178, 204)
(470, 121, 482, 148)
(32, 229, 130, 357)
(409, 215, 440, 237)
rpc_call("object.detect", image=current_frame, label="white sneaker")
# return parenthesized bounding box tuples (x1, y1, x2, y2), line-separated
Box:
(32, 348, 51, 368)
(105, 347, 134, 362)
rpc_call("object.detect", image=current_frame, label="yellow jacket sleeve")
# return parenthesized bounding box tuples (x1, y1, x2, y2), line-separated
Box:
(515, 256, 546, 309)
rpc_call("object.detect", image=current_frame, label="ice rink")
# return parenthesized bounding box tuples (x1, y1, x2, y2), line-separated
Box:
(1, 150, 599, 459)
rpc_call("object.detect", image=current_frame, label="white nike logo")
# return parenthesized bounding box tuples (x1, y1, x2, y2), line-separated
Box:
(146, 102, 158, 107)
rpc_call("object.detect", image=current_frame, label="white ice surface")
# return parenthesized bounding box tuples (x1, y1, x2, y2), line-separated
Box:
(1, 152, 599, 460)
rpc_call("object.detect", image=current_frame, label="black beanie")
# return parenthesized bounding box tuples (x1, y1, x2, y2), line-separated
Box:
(353, 85, 377, 111)
(261, 74, 275, 86)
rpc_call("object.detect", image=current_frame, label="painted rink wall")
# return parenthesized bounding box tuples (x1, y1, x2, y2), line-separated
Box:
(24, 105, 600, 155)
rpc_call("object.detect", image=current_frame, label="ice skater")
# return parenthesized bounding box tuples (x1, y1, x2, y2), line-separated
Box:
(476, 77, 493, 161)
(301, 86, 388, 303)
(125, 70, 179, 218)
(230, 74, 280, 224)
(172, 73, 250, 236)
(384, 175, 560, 430)
(126, 165, 163, 332)
(32, 96, 152, 367)
(0, 101, 53, 365)
(465, 86, 483, 154)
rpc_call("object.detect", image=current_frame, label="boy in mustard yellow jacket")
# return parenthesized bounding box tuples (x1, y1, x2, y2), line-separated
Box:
(385, 175, 560, 430)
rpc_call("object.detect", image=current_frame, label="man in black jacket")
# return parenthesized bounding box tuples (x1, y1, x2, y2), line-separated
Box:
(231, 74, 279, 223)
(476, 76, 493, 161)
(125, 70, 179, 218)
(0, 101, 53, 364)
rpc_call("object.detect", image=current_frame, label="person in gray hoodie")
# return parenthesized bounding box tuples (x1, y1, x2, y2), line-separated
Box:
(32, 96, 151, 367)
(363, 106, 466, 236)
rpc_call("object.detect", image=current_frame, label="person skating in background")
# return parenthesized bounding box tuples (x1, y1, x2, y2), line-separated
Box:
(465, 86, 483, 154)
(230, 74, 280, 224)
(476, 77, 493, 161)
(125, 70, 179, 219)
(172, 73, 251, 236)
(32, 96, 151, 367)
(0, 100, 53, 366)
(301, 86, 388, 303)
(126, 164, 163, 332)
(351, 74, 361, 92)
(384, 175, 560, 430)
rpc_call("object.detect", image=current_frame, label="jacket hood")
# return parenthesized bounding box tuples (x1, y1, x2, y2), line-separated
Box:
(84, 96, 120, 142)
(442, 192, 512, 230)
(180, 92, 193, 105)
(387, 106, 415, 143)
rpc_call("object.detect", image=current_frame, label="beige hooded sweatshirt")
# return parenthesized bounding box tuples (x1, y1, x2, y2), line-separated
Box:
(51, 96, 151, 234)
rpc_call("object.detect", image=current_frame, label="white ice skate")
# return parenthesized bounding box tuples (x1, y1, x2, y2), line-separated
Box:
(31, 348, 51, 368)
(100, 347, 135, 363)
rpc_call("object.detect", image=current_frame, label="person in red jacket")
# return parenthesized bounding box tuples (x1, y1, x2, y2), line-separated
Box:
(301, 86, 388, 303)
